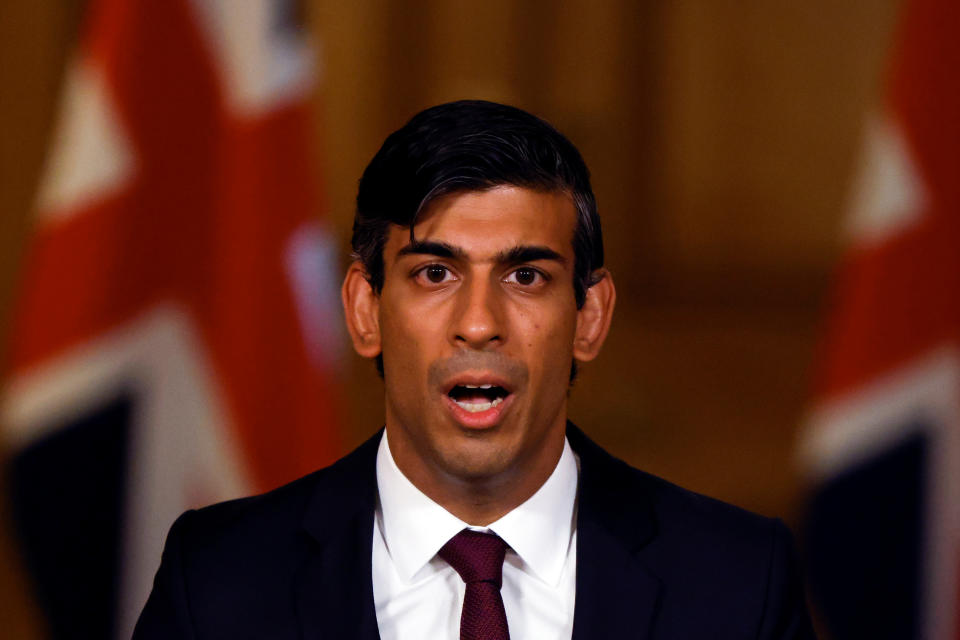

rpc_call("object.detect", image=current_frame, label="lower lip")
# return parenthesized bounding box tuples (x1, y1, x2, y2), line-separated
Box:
(443, 393, 513, 429)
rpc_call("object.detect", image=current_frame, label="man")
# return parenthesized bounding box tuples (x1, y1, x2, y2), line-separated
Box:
(134, 100, 815, 639)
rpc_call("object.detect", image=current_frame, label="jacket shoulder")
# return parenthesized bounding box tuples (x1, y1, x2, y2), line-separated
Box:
(178, 465, 328, 549)
(637, 464, 777, 544)
(570, 423, 777, 549)
(133, 434, 381, 639)
(174, 429, 381, 555)
(569, 424, 814, 638)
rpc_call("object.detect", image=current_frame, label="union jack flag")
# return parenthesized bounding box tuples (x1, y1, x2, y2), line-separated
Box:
(801, 1, 960, 637)
(1, 1, 342, 638)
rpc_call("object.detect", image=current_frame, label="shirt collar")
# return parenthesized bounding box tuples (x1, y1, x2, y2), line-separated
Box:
(375, 430, 578, 587)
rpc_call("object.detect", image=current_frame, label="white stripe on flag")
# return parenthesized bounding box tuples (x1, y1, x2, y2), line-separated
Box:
(843, 111, 927, 247)
(800, 346, 960, 640)
(187, 0, 316, 117)
(34, 59, 136, 224)
(2, 305, 253, 640)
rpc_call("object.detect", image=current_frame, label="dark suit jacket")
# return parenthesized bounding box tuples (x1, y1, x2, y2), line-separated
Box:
(133, 424, 815, 639)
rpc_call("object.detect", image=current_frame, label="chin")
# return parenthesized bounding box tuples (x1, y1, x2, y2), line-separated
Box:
(435, 439, 516, 482)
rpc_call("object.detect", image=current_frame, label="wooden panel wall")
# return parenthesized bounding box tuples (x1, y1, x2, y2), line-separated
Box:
(0, 1, 900, 637)
(310, 0, 899, 515)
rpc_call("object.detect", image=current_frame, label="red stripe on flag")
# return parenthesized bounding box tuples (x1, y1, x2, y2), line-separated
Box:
(815, 214, 960, 400)
(7, 0, 341, 490)
(888, 0, 960, 208)
(807, 0, 960, 637)
(814, 0, 960, 403)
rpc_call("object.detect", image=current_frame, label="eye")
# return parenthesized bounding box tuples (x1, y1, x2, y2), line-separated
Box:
(504, 267, 546, 287)
(415, 264, 456, 284)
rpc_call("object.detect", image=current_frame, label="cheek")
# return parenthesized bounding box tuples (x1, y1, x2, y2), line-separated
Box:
(380, 301, 444, 374)
(515, 306, 576, 372)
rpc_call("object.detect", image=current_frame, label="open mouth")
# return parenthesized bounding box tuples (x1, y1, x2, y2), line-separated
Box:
(447, 384, 511, 413)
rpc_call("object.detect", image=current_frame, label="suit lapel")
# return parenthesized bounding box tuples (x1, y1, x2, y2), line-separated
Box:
(290, 425, 660, 640)
(295, 431, 382, 640)
(568, 424, 662, 640)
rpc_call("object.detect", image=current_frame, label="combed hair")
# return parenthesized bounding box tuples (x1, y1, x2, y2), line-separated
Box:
(352, 100, 604, 306)
(351, 100, 605, 379)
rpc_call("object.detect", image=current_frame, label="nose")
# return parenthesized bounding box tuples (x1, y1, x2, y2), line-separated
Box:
(451, 275, 504, 349)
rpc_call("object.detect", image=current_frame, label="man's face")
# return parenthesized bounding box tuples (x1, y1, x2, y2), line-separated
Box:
(375, 185, 582, 486)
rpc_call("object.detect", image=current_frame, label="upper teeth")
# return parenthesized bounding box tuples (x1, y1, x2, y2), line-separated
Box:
(463, 384, 493, 389)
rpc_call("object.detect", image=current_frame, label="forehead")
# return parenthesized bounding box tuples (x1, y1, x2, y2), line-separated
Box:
(384, 185, 578, 261)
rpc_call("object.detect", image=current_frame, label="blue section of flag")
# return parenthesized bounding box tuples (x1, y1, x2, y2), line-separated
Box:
(805, 426, 927, 639)
(8, 394, 133, 639)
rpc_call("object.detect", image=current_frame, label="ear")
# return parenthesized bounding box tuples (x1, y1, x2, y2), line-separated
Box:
(341, 261, 382, 359)
(573, 270, 616, 362)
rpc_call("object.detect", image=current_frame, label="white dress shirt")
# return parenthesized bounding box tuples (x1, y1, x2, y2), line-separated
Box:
(372, 431, 579, 640)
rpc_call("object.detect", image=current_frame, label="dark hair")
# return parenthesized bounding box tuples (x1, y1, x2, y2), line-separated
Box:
(351, 100, 605, 377)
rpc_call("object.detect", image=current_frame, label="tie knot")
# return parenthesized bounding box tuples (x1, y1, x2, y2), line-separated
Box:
(438, 530, 508, 585)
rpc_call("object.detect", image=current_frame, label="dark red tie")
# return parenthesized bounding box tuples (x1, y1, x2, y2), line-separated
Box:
(438, 529, 511, 640)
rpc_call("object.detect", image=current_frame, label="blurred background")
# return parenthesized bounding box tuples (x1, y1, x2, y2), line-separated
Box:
(3, 0, 953, 638)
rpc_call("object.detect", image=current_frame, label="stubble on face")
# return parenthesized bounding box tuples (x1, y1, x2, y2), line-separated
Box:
(421, 350, 531, 478)
(376, 186, 580, 522)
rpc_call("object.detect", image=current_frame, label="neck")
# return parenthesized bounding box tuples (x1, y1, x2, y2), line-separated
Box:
(385, 421, 567, 527)
(430, 462, 557, 526)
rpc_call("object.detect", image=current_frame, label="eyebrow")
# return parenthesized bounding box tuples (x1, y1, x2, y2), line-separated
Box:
(495, 245, 567, 266)
(396, 240, 466, 260)
(396, 240, 566, 266)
